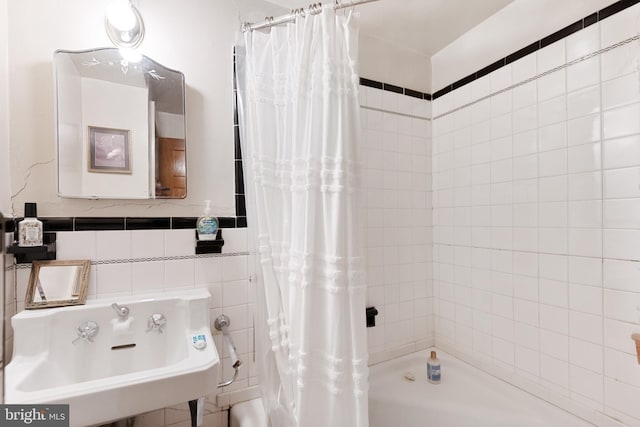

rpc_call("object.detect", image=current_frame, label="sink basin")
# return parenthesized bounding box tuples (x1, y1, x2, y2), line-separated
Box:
(6, 288, 219, 427)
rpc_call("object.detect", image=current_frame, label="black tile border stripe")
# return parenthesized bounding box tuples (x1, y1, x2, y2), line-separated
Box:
(383, 83, 403, 94)
(584, 12, 598, 28)
(540, 19, 583, 48)
(404, 88, 424, 99)
(599, 0, 638, 19)
(42, 217, 74, 232)
(218, 217, 237, 229)
(477, 58, 506, 79)
(432, 0, 640, 100)
(4, 216, 241, 232)
(360, 77, 383, 90)
(125, 217, 171, 230)
(360, 77, 432, 100)
(75, 217, 125, 231)
(171, 217, 198, 229)
(432, 85, 452, 100)
(505, 41, 540, 65)
(233, 46, 247, 227)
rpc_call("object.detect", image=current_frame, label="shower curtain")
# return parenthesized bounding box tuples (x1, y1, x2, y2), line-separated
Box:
(236, 6, 368, 427)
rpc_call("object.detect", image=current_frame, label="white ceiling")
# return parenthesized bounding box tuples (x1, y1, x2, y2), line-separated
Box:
(263, 0, 514, 59)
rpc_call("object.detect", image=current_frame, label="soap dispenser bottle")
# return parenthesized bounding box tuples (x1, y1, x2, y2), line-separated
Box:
(196, 200, 218, 241)
(427, 350, 441, 384)
(18, 202, 43, 247)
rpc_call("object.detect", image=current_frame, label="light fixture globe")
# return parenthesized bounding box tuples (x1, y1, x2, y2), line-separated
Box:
(105, 2, 145, 49)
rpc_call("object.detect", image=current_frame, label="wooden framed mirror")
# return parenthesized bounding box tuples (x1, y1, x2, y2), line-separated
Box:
(25, 260, 91, 309)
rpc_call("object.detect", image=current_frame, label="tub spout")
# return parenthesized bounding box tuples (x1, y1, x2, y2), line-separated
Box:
(111, 302, 130, 318)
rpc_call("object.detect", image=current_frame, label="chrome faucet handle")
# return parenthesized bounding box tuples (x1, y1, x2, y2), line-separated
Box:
(214, 314, 231, 331)
(72, 321, 99, 344)
(111, 302, 130, 318)
(146, 313, 167, 333)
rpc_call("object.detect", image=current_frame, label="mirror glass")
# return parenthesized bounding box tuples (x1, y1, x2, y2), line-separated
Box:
(55, 48, 187, 199)
(26, 260, 91, 309)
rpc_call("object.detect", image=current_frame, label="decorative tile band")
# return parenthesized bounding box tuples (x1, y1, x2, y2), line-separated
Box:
(6, 251, 251, 270)
(432, 34, 639, 120)
(432, 0, 640, 99)
(90, 252, 250, 265)
(361, 105, 431, 121)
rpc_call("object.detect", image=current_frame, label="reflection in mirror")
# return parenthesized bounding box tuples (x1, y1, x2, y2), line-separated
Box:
(55, 48, 186, 199)
(26, 260, 91, 309)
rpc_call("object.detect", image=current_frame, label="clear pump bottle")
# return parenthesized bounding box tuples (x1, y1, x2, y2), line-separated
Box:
(196, 200, 218, 241)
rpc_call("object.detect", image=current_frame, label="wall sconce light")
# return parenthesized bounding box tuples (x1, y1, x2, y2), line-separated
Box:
(105, 0, 145, 49)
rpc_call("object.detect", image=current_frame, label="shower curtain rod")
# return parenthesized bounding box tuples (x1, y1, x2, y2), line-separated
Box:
(241, 0, 381, 32)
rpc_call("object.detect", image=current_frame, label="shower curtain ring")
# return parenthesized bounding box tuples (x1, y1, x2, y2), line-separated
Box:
(308, 3, 322, 15)
(293, 8, 306, 18)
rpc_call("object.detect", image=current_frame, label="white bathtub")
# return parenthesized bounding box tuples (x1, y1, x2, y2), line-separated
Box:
(232, 348, 593, 427)
(369, 348, 593, 427)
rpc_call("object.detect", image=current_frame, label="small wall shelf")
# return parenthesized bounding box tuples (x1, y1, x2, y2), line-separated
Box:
(7, 233, 57, 264)
(195, 229, 224, 254)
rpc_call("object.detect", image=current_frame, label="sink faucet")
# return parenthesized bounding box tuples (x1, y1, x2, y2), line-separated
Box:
(111, 302, 130, 318)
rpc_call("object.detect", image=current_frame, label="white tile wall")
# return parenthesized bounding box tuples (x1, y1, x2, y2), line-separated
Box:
(4, 227, 249, 427)
(432, 4, 640, 425)
(360, 85, 433, 363)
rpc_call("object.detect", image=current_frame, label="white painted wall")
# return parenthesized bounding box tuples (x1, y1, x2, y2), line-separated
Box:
(6, 0, 238, 217)
(238, 1, 432, 93)
(359, 33, 431, 93)
(81, 79, 150, 198)
(156, 112, 185, 139)
(432, 0, 618, 91)
(0, 0, 10, 215)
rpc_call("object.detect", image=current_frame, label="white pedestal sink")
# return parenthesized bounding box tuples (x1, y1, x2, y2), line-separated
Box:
(5, 289, 219, 427)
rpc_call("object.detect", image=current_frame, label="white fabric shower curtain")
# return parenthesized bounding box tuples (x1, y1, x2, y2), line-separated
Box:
(236, 7, 368, 427)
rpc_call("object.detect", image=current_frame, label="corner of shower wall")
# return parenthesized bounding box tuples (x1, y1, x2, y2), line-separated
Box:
(359, 81, 434, 366)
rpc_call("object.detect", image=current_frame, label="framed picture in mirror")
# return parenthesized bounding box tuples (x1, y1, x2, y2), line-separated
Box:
(88, 126, 132, 174)
(55, 48, 187, 199)
(25, 260, 91, 309)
